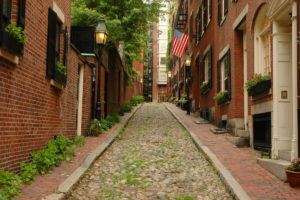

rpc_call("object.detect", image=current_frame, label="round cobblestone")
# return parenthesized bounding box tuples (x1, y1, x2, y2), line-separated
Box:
(67, 103, 233, 200)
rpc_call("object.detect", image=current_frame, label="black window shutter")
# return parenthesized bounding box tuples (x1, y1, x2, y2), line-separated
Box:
(203, 0, 207, 29)
(218, 0, 221, 25)
(195, 11, 198, 42)
(224, 0, 228, 15)
(217, 60, 220, 92)
(227, 50, 231, 99)
(18, 0, 26, 29)
(199, 7, 202, 38)
(200, 59, 204, 85)
(0, 0, 3, 44)
(208, 48, 212, 88)
(63, 27, 68, 66)
(46, 8, 57, 79)
(209, 0, 212, 20)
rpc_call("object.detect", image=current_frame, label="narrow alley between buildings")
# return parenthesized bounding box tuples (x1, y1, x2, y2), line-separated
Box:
(67, 103, 232, 200)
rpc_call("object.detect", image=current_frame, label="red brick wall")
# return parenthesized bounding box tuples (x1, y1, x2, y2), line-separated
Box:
(169, 0, 270, 123)
(0, 0, 94, 172)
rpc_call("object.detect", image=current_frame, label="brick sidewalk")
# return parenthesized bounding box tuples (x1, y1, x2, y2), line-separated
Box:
(16, 110, 136, 200)
(165, 103, 300, 200)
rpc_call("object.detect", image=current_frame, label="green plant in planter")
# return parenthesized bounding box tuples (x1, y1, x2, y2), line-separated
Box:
(214, 90, 229, 104)
(245, 74, 271, 91)
(74, 135, 86, 147)
(88, 119, 103, 136)
(287, 158, 300, 172)
(5, 21, 26, 45)
(200, 82, 209, 91)
(56, 62, 67, 75)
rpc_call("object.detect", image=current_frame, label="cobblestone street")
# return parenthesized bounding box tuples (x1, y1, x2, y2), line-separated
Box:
(67, 104, 232, 200)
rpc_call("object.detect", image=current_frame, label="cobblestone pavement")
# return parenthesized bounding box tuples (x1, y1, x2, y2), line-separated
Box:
(68, 104, 232, 200)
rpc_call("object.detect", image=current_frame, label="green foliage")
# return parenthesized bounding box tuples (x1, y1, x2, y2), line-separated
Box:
(19, 162, 38, 185)
(178, 93, 187, 107)
(110, 112, 121, 123)
(120, 103, 132, 114)
(287, 158, 300, 172)
(88, 119, 103, 136)
(74, 135, 86, 147)
(245, 74, 271, 91)
(166, 3, 177, 72)
(214, 90, 229, 103)
(0, 170, 21, 199)
(130, 96, 144, 106)
(71, 0, 167, 81)
(5, 21, 26, 45)
(200, 82, 209, 91)
(56, 62, 67, 75)
(100, 119, 110, 131)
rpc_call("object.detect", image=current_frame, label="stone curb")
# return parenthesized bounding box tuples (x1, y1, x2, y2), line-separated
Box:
(164, 103, 251, 200)
(45, 104, 142, 200)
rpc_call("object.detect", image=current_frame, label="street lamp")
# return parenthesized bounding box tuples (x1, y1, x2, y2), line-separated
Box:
(95, 16, 108, 120)
(185, 53, 191, 115)
(168, 71, 171, 78)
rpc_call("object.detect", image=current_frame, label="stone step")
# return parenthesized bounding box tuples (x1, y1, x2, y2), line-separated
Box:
(278, 150, 291, 161)
(226, 136, 249, 147)
(257, 159, 290, 181)
(235, 129, 249, 138)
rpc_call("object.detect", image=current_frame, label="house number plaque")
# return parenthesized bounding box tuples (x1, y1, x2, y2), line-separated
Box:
(281, 91, 288, 99)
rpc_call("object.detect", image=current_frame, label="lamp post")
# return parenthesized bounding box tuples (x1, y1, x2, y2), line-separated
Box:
(185, 53, 191, 115)
(95, 17, 108, 120)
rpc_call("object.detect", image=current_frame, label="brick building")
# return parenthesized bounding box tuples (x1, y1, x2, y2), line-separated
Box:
(0, 0, 143, 172)
(168, 0, 299, 176)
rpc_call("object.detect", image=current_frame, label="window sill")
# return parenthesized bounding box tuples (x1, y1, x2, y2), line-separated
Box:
(50, 79, 64, 90)
(0, 48, 19, 65)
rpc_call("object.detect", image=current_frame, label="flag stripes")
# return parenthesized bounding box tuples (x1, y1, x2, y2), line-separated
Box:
(172, 29, 190, 57)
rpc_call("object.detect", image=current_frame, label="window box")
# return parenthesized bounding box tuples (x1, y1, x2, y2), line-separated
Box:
(0, 31, 23, 56)
(200, 82, 210, 94)
(247, 79, 271, 97)
(245, 74, 271, 97)
(214, 90, 230, 105)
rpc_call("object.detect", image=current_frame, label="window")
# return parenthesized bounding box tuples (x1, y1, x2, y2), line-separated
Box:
(218, 0, 228, 25)
(0, 0, 26, 56)
(160, 57, 166, 65)
(196, 0, 212, 40)
(217, 50, 231, 96)
(254, 4, 271, 75)
(46, 8, 68, 85)
(200, 48, 212, 90)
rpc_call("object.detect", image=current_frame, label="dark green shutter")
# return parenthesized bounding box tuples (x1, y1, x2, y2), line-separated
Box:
(203, 0, 207, 29)
(46, 8, 57, 78)
(218, 0, 221, 25)
(227, 50, 231, 99)
(217, 60, 220, 92)
(209, 0, 212, 20)
(208, 48, 212, 88)
(224, 0, 228, 15)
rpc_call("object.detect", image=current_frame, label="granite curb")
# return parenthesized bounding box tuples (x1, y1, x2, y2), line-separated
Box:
(164, 103, 251, 200)
(45, 104, 143, 200)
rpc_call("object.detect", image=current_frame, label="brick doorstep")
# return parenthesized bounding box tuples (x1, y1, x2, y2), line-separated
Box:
(164, 103, 300, 200)
(16, 104, 142, 200)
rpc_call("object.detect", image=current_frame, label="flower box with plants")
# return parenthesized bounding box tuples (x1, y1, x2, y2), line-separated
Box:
(285, 158, 300, 187)
(214, 90, 230, 105)
(200, 82, 210, 94)
(245, 74, 271, 97)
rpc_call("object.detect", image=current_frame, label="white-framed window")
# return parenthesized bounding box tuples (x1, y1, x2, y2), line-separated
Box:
(221, 57, 229, 91)
(204, 54, 209, 83)
(217, 50, 231, 93)
(254, 4, 271, 75)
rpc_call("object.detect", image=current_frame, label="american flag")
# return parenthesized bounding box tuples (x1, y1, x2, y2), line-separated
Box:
(172, 29, 190, 57)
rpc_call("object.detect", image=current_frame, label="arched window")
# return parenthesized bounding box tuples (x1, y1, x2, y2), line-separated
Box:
(254, 4, 271, 75)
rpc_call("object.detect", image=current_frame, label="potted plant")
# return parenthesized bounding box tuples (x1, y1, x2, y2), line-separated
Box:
(245, 74, 271, 96)
(200, 82, 210, 94)
(286, 158, 300, 187)
(214, 90, 230, 105)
